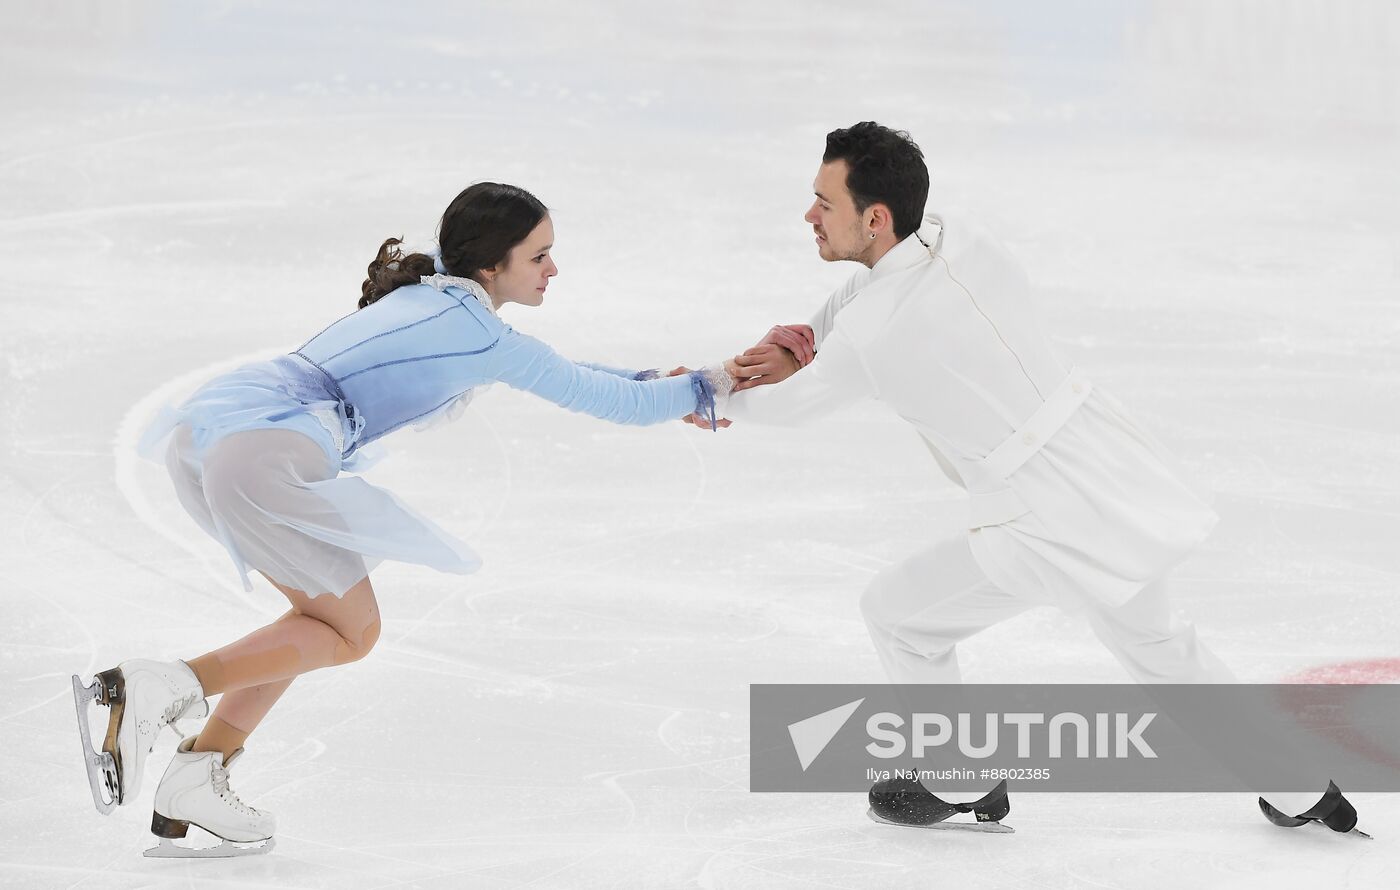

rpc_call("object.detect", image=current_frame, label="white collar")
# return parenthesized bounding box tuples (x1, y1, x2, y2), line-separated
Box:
(868, 216, 944, 284)
(421, 274, 499, 317)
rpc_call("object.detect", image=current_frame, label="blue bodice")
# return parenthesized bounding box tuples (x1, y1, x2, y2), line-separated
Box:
(284, 280, 702, 458)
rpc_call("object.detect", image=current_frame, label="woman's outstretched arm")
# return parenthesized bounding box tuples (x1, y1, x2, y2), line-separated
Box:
(572, 360, 662, 381)
(487, 327, 731, 427)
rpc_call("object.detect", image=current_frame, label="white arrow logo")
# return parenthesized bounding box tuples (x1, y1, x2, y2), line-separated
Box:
(788, 698, 865, 771)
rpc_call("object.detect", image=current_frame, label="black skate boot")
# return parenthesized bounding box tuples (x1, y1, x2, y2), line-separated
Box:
(868, 774, 1013, 833)
(1259, 781, 1371, 839)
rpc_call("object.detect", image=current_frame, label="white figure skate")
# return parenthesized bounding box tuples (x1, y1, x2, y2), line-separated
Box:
(145, 736, 276, 858)
(71, 659, 209, 813)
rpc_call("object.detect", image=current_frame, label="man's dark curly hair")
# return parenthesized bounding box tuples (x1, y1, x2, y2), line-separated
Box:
(823, 122, 929, 239)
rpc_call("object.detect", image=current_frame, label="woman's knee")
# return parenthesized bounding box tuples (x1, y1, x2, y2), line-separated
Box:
(331, 616, 381, 665)
(320, 577, 381, 665)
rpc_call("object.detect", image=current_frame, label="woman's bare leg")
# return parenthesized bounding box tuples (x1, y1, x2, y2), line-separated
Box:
(185, 573, 381, 760)
(193, 679, 295, 762)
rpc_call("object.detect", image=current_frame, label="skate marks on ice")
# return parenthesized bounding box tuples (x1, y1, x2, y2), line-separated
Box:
(0, 198, 287, 235)
(144, 833, 276, 859)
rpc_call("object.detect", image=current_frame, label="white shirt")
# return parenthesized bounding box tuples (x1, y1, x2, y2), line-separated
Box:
(725, 210, 1218, 607)
(727, 211, 1067, 463)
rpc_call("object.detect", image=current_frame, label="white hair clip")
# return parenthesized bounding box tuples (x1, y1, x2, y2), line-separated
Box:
(423, 245, 449, 275)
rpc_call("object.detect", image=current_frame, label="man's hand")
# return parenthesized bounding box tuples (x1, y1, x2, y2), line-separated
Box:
(757, 324, 815, 366)
(730, 343, 800, 392)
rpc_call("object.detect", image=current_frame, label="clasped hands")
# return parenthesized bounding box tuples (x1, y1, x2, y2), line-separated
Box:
(670, 324, 815, 430)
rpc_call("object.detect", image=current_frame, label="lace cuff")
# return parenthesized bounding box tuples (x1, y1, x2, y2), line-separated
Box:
(632, 368, 661, 381)
(688, 364, 735, 431)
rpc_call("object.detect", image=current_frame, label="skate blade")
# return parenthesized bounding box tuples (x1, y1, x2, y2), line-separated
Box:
(71, 675, 118, 815)
(1291, 819, 1374, 840)
(144, 836, 276, 859)
(867, 808, 1015, 834)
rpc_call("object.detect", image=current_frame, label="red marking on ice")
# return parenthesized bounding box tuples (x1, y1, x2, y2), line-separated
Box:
(1277, 657, 1400, 774)
(1283, 657, 1400, 685)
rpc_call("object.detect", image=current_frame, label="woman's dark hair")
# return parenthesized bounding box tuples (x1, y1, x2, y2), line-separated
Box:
(823, 122, 929, 239)
(359, 182, 549, 309)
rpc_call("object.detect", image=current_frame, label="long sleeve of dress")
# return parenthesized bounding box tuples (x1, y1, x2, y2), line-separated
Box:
(490, 328, 700, 425)
(573, 360, 659, 380)
(722, 326, 875, 426)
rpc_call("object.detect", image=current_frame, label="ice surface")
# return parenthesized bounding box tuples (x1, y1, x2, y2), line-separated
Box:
(2, 1, 1398, 887)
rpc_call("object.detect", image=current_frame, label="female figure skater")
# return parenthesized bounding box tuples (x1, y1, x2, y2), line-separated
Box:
(70, 182, 734, 857)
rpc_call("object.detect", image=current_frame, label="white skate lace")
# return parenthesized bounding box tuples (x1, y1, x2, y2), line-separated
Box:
(162, 691, 202, 740)
(211, 764, 260, 817)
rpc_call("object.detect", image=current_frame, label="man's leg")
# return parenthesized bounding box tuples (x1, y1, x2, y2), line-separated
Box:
(1084, 576, 1330, 815)
(861, 535, 1033, 685)
(861, 536, 1033, 809)
(1082, 575, 1236, 684)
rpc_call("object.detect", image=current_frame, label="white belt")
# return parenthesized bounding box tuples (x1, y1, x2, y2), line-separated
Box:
(966, 369, 1093, 529)
(967, 488, 1030, 529)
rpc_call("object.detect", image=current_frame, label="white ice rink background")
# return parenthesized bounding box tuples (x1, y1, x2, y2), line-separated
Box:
(2, 1, 1398, 887)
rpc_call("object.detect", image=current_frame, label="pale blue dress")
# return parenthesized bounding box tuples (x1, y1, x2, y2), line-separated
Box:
(139, 276, 717, 597)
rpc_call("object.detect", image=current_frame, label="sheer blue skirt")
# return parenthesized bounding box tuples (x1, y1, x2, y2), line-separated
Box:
(138, 358, 482, 598)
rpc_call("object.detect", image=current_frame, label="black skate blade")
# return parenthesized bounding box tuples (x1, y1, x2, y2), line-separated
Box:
(71, 674, 118, 815)
(1325, 824, 1373, 840)
(1296, 820, 1373, 840)
(867, 808, 1015, 834)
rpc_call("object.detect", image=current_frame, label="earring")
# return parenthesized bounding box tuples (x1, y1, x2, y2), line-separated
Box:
(870, 232, 877, 239)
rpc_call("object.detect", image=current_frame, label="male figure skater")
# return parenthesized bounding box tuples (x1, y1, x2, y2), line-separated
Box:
(710, 122, 1364, 835)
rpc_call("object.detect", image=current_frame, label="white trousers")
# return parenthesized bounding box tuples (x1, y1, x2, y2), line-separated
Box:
(860, 535, 1235, 686)
(860, 535, 1327, 814)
